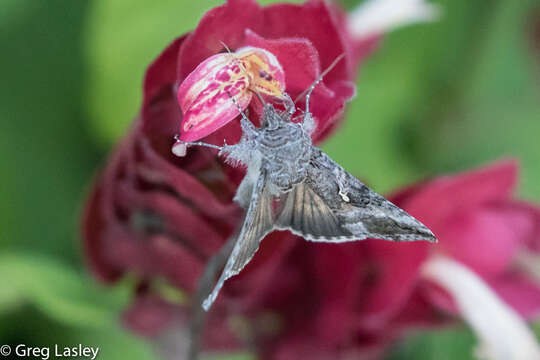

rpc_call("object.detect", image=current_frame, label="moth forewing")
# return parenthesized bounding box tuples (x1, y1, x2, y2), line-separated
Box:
(306, 148, 436, 242)
(202, 170, 275, 310)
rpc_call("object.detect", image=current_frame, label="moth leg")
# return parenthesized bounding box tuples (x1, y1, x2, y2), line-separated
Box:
(304, 78, 319, 115)
(283, 92, 296, 117)
(300, 79, 319, 135)
(174, 135, 224, 151)
(174, 135, 241, 161)
(301, 111, 316, 135)
(227, 91, 259, 138)
(183, 141, 223, 151)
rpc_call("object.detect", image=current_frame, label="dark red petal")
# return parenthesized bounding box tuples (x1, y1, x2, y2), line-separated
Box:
(260, 0, 350, 83)
(82, 180, 124, 282)
(123, 294, 185, 337)
(404, 159, 519, 227)
(177, 0, 263, 81)
(310, 243, 367, 346)
(488, 272, 540, 319)
(138, 136, 240, 217)
(388, 289, 446, 332)
(82, 131, 140, 282)
(309, 79, 356, 143)
(226, 231, 297, 306)
(359, 240, 430, 331)
(510, 201, 540, 252)
(438, 207, 532, 277)
(143, 35, 187, 107)
(243, 30, 323, 95)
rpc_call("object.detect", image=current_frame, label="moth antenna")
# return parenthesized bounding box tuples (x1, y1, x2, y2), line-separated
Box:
(220, 41, 233, 54)
(294, 53, 346, 112)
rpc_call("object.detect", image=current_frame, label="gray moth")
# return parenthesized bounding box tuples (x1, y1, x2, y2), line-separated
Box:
(175, 73, 437, 311)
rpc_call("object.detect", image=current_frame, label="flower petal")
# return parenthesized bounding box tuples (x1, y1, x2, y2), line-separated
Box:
(359, 240, 429, 330)
(423, 256, 540, 360)
(177, 0, 263, 80)
(405, 159, 519, 228)
(243, 29, 323, 95)
(486, 270, 540, 319)
(439, 207, 527, 277)
(348, 0, 440, 40)
(260, 0, 350, 82)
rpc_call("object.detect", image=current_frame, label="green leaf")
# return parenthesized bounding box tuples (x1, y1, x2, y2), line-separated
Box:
(203, 353, 255, 360)
(412, 0, 540, 200)
(0, 306, 156, 360)
(0, 0, 101, 259)
(77, 326, 157, 360)
(385, 327, 477, 360)
(0, 253, 129, 328)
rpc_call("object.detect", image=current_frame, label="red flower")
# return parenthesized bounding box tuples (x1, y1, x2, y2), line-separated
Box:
(355, 160, 540, 347)
(82, 0, 380, 349)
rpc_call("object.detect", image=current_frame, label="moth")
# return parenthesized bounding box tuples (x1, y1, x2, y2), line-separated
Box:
(176, 64, 437, 311)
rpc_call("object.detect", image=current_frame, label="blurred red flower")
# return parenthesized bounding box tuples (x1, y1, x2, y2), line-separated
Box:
(357, 160, 540, 334)
(82, 0, 380, 350)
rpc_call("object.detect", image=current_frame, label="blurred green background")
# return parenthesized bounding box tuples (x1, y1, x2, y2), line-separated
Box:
(0, 0, 539, 359)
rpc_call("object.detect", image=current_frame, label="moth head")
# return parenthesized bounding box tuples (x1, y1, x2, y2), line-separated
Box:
(261, 103, 283, 130)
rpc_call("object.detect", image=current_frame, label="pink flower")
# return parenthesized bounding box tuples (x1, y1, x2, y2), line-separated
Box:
(357, 160, 540, 358)
(360, 161, 540, 324)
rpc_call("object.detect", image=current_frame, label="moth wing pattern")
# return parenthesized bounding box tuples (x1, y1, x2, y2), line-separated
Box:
(276, 182, 351, 239)
(277, 147, 437, 243)
(203, 170, 275, 310)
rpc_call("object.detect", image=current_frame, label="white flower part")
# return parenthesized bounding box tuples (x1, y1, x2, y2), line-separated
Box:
(422, 256, 540, 360)
(347, 0, 441, 39)
(171, 141, 187, 157)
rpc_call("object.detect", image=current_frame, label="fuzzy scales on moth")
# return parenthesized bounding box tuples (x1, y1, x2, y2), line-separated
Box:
(176, 87, 437, 311)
